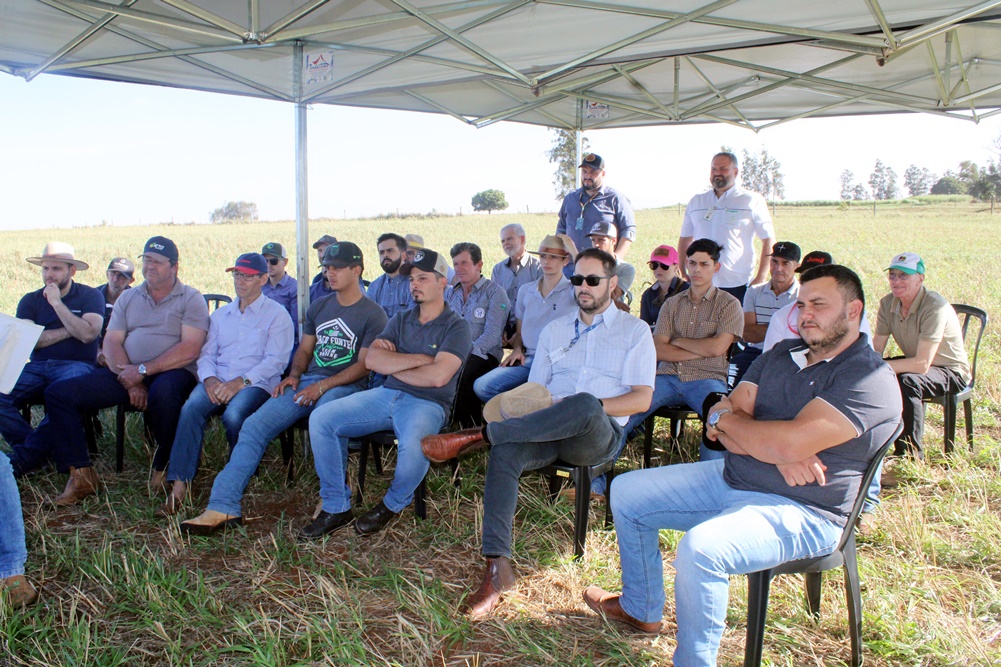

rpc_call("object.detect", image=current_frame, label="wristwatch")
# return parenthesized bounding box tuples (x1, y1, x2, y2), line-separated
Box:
(137, 363, 147, 377)
(707, 408, 731, 432)
(242, 376, 252, 387)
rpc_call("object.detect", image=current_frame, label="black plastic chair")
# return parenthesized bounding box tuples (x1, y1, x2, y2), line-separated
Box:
(743, 422, 903, 667)
(536, 456, 615, 561)
(21, 402, 99, 455)
(923, 304, 988, 454)
(202, 294, 232, 311)
(642, 405, 699, 467)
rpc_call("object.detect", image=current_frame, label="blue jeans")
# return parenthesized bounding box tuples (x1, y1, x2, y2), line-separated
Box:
(481, 393, 622, 557)
(0, 454, 27, 579)
(612, 460, 841, 667)
(473, 363, 532, 403)
(309, 387, 446, 514)
(9, 367, 196, 475)
(166, 384, 270, 483)
(206, 374, 356, 517)
(0, 359, 94, 447)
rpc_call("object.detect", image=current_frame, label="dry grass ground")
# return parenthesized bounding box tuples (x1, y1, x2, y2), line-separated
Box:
(1, 202, 1000, 666)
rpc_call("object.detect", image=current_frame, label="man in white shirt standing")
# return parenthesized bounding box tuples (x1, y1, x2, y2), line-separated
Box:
(678, 152, 775, 304)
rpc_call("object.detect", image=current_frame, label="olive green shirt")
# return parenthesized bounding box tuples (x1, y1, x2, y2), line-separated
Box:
(875, 286, 970, 382)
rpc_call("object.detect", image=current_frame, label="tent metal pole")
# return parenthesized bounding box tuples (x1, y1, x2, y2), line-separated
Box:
(575, 99, 582, 189)
(294, 40, 310, 333)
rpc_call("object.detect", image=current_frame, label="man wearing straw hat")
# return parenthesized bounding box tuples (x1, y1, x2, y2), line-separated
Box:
(0, 242, 104, 451)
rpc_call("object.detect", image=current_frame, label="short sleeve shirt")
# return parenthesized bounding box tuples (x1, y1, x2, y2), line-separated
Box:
(654, 286, 744, 382)
(303, 294, 388, 389)
(724, 337, 903, 526)
(514, 276, 578, 359)
(379, 304, 473, 412)
(491, 254, 542, 321)
(17, 281, 105, 363)
(875, 287, 970, 382)
(742, 281, 800, 350)
(555, 185, 636, 253)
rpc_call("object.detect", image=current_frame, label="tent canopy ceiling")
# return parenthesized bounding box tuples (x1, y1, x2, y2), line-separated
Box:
(4, 0, 1001, 130)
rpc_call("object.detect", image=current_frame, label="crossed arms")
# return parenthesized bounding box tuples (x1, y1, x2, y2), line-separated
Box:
(366, 338, 462, 388)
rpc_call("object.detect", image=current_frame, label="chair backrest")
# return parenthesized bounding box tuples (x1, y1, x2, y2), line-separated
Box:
(951, 304, 988, 390)
(834, 421, 904, 553)
(203, 293, 233, 311)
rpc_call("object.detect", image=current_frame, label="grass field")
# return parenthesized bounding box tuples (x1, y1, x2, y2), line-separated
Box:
(1, 203, 1000, 666)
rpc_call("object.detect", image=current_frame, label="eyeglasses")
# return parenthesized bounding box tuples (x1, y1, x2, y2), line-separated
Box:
(267, 258, 282, 266)
(232, 272, 261, 281)
(569, 274, 612, 287)
(648, 261, 674, 271)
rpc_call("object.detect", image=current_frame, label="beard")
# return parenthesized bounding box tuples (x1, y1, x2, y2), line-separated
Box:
(46, 277, 71, 292)
(711, 175, 729, 190)
(381, 257, 402, 274)
(575, 288, 609, 314)
(802, 310, 850, 355)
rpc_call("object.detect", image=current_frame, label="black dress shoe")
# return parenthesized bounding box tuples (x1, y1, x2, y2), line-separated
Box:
(299, 509, 354, 539)
(354, 501, 398, 535)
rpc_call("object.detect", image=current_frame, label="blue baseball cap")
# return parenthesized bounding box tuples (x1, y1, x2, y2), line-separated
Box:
(226, 253, 268, 275)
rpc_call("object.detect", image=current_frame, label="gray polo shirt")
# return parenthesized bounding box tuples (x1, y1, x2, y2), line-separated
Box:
(107, 278, 210, 376)
(379, 303, 473, 412)
(514, 275, 577, 361)
(491, 254, 542, 322)
(743, 281, 800, 350)
(445, 276, 509, 362)
(724, 336, 902, 526)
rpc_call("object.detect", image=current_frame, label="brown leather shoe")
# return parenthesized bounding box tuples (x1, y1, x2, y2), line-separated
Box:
(149, 469, 170, 496)
(51, 466, 99, 506)
(180, 510, 242, 536)
(421, 428, 486, 463)
(582, 586, 661, 634)
(2, 575, 38, 608)
(463, 557, 517, 620)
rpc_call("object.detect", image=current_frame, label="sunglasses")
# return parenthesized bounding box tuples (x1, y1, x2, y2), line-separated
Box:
(569, 274, 612, 287)
(267, 258, 282, 265)
(648, 261, 674, 271)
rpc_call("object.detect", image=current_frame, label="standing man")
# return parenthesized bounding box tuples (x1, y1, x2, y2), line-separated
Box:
(583, 266, 901, 667)
(678, 152, 775, 303)
(556, 153, 635, 267)
(490, 224, 541, 339)
(367, 233, 415, 319)
(300, 248, 471, 538)
(7, 237, 209, 505)
(621, 238, 743, 464)
(421, 248, 655, 619)
(731, 241, 801, 384)
(874, 252, 970, 459)
(474, 234, 578, 403)
(159, 253, 293, 516)
(95, 257, 136, 357)
(446, 242, 510, 427)
(179, 241, 387, 535)
(0, 243, 104, 450)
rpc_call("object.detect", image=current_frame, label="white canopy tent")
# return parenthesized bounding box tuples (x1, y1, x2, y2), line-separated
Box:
(5, 0, 1001, 318)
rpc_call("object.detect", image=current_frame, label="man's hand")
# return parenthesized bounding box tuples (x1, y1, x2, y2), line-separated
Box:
(118, 365, 145, 389)
(292, 381, 324, 407)
(501, 347, 525, 367)
(211, 378, 244, 405)
(128, 384, 148, 411)
(274, 376, 299, 398)
(42, 283, 63, 306)
(371, 339, 396, 352)
(776, 456, 827, 487)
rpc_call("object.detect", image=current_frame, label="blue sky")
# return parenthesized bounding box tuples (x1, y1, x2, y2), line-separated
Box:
(2, 73, 1000, 231)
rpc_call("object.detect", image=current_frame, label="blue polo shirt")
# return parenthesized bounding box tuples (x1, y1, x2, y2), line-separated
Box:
(17, 281, 105, 363)
(262, 272, 299, 341)
(366, 272, 414, 319)
(555, 185, 636, 254)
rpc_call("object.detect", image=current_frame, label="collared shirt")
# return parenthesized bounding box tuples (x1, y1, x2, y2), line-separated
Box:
(261, 272, 298, 341)
(17, 281, 105, 363)
(654, 285, 744, 383)
(639, 278, 690, 328)
(762, 301, 875, 353)
(681, 185, 775, 288)
(875, 286, 970, 381)
(743, 281, 800, 350)
(366, 272, 414, 319)
(96, 282, 131, 345)
(490, 253, 542, 321)
(445, 276, 509, 362)
(556, 185, 636, 253)
(530, 305, 656, 426)
(197, 294, 293, 393)
(514, 275, 577, 360)
(107, 278, 210, 375)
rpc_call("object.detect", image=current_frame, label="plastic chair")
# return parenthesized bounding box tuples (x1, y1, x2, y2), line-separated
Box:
(923, 304, 988, 454)
(202, 294, 232, 311)
(642, 405, 698, 467)
(21, 402, 99, 455)
(742, 422, 903, 667)
(536, 456, 615, 561)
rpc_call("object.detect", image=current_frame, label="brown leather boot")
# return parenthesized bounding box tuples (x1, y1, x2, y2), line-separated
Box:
(421, 428, 486, 463)
(463, 557, 517, 620)
(51, 466, 99, 506)
(2, 575, 38, 608)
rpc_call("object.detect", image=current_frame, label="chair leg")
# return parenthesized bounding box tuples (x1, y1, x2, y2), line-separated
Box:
(547, 474, 564, 503)
(572, 466, 591, 561)
(356, 441, 369, 505)
(943, 394, 958, 454)
(743, 571, 772, 667)
(83, 411, 98, 455)
(804, 572, 823, 618)
(842, 538, 863, 667)
(604, 466, 615, 529)
(280, 428, 295, 485)
(963, 398, 975, 450)
(643, 414, 654, 468)
(115, 405, 126, 473)
(415, 474, 427, 520)
(372, 443, 384, 474)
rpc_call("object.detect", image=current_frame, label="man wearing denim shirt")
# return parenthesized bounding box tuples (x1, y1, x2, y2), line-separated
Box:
(555, 153, 635, 266)
(367, 233, 415, 319)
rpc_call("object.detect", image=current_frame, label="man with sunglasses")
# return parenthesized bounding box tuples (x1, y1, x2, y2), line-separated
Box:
(420, 248, 655, 620)
(261, 242, 299, 369)
(555, 153, 635, 272)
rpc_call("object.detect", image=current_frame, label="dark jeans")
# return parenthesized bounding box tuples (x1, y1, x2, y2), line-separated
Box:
(720, 284, 747, 304)
(481, 392, 623, 557)
(453, 354, 500, 428)
(9, 367, 196, 475)
(730, 346, 762, 387)
(896, 366, 968, 457)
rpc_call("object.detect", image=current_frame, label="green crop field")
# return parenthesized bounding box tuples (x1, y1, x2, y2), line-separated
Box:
(1, 202, 1000, 666)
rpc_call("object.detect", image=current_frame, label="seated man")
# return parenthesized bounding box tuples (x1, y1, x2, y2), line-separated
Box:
(730, 241, 801, 384)
(586, 222, 635, 305)
(446, 242, 509, 427)
(583, 265, 901, 667)
(308, 234, 338, 303)
(622, 238, 743, 463)
(473, 235, 577, 403)
(260, 242, 298, 365)
(490, 223, 541, 340)
(8, 237, 209, 505)
(179, 242, 387, 535)
(300, 248, 471, 538)
(159, 253, 293, 516)
(367, 233, 414, 319)
(1, 453, 36, 608)
(95, 257, 136, 363)
(405, 234, 455, 283)
(421, 248, 655, 619)
(639, 245, 688, 329)
(874, 252, 970, 459)
(1, 243, 104, 450)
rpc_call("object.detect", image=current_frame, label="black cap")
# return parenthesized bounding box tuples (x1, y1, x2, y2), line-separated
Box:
(579, 153, 605, 170)
(321, 241, 364, 268)
(312, 234, 338, 249)
(140, 236, 178, 262)
(795, 251, 834, 273)
(400, 248, 450, 277)
(107, 257, 135, 278)
(769, 241, 802, 263)
(261, 242, 286, 259)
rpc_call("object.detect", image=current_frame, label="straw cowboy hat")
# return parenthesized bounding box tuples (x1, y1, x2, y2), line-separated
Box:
(482, 382, 554, 423)
(26, 242, 89, 270)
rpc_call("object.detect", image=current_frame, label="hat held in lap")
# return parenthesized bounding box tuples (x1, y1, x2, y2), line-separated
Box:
(482, 382, 553, 423)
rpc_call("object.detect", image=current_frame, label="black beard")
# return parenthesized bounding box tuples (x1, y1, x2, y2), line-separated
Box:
(575, 290, 609, 314)
(382, 257, 402, 274)
(804, 311, 850, 355)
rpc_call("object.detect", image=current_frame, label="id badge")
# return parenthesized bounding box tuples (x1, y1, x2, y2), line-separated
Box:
(575, 216, 584, 230)
(547, 346, 567, 365)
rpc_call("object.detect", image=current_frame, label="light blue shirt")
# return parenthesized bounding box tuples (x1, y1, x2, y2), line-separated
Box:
(446, 276, 510, 362)
(366, 272, 414, 319)
(261, 272, 298, 341)
(196, 294, 294, 393)
(491, 253, 542, 322)
(530, 304, 656, 426)
(514, 275, 577, 361)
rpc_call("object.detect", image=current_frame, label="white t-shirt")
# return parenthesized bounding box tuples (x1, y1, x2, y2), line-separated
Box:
(763, 301, 874, 352)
